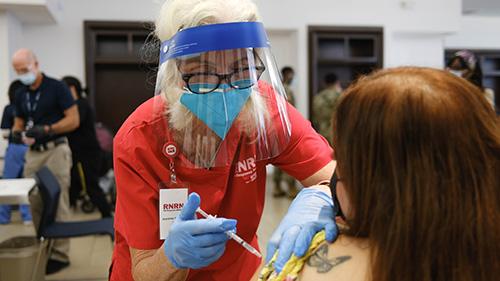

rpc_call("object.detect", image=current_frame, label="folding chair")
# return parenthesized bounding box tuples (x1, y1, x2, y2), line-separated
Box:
(34, 166, 114, 261)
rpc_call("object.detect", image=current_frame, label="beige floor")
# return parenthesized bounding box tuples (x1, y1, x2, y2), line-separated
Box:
(0, 173, 298, 281)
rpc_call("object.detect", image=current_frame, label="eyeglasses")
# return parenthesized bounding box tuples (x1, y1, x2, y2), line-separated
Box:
(181, 65, 266, 94)
(329, 168, 345, 220)
(16, 63, 34, 75)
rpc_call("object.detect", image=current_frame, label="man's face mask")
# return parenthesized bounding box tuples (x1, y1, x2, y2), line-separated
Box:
(19, 64, 37, 86)
(447, 69, 464, 78)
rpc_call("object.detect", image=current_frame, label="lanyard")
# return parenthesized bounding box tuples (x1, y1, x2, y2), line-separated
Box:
(25, 91, 41, 118)
(162, 128, 180, 184)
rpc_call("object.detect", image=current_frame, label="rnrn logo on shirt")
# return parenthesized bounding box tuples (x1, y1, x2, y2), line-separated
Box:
(234, 155, 257, 183)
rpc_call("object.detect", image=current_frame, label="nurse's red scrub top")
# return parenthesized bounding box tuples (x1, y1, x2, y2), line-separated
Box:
(110, 93, 333, 280)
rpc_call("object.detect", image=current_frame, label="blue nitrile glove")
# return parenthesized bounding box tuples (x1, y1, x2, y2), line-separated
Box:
(163, 192, 236, 269)
(266, 188, 338, 273)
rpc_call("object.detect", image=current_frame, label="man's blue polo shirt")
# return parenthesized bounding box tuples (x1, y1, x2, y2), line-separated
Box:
(14, 73, 76, 144)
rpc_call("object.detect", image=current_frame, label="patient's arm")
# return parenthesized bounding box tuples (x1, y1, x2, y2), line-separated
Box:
(253, 233, 369, 281)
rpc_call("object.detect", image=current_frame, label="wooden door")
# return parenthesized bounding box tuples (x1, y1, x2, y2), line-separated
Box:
(308, 26, 384, 122)
(85, 21, 158, 134)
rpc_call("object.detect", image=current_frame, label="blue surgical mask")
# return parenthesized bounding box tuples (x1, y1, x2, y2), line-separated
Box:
(180, 83, 251, 140)
(19, 72, 37, 86)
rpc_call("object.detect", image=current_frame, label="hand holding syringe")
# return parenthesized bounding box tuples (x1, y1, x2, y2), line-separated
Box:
(196, 207, 262, 258)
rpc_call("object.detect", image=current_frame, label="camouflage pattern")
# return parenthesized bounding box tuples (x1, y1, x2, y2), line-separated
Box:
(312, 86, 341, 144)
(283, 83, 295, 106)
(273, 167, 296, 186)
(274, 81, 297, 196)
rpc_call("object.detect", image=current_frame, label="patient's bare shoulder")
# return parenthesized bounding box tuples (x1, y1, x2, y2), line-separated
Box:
(299, 235, 371, 281)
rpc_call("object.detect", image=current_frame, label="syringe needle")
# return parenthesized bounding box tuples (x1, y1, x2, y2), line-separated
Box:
(227, 231, 262, 258)
(196, 207, 262, 258)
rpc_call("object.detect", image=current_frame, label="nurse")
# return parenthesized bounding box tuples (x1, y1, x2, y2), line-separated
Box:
(110, 0, 337, 280)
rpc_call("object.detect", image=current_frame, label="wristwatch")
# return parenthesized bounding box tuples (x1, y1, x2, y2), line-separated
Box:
(48, 125, 55, 137)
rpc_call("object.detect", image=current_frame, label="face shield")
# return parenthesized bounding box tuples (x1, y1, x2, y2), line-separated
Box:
(154, 22, 291, 169)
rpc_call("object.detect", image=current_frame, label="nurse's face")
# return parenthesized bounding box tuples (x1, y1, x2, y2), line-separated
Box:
(179, 49, 252, 74)
(177, 49, 264, 94)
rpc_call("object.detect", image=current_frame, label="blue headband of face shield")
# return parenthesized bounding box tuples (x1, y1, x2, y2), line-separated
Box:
(159, 22, 271, 64)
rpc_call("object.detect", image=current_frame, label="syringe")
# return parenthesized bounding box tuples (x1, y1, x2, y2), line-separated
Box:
(196, 207, 262, 258)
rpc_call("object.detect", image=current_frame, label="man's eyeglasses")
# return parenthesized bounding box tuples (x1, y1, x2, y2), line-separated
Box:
(181, 65, 266, 94)
(329, 168, 345, 220)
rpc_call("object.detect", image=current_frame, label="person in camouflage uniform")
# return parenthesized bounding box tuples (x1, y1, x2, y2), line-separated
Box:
(312, 73, 342, 144)
(281, 66, 295, 105)
(273, 66, 298, 198)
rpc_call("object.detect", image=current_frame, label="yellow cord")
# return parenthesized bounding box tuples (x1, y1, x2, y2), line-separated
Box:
(77, 162, 87, 194)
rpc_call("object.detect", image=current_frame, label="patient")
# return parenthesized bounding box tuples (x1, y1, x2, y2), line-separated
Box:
(256, 66, 500, 281)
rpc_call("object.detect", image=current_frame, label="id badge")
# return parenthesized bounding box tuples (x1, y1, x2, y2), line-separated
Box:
(158, 181, 189, 239)
(26, 118, 34, 130)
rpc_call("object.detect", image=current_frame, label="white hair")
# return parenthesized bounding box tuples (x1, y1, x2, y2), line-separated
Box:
(155, 0, 261, 41)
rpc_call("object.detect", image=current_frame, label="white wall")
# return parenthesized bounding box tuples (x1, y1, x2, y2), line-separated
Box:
(266, 29, 298, 75)
(7, 12, 23, 83)
(0, 11, 10, 108)
(254, 0, 460, 116)
(257, 0, 459, 33)
(386, 32, 445, 69)
(18, 0, 161, 87)
(444, 15, 500, 50)
(0, 11, 23, 157)
(0, 11, 10, 158)
(0, 0, 469, 119)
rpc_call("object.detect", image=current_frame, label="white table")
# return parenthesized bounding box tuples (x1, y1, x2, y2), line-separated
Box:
(0, 178, 37, 205)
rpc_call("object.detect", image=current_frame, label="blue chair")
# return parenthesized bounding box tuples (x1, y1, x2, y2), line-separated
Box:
(34, 166, 114, 258)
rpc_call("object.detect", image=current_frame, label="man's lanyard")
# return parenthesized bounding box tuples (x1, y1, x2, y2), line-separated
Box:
(25, 91, 41, 118)
(25, 91, 41, 130)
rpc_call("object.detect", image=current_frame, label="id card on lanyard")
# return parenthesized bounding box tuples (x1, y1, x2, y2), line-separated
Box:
(25, 91, 41, 130)
(159, 185, 188, 240)
(158, 141, 190, 240)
